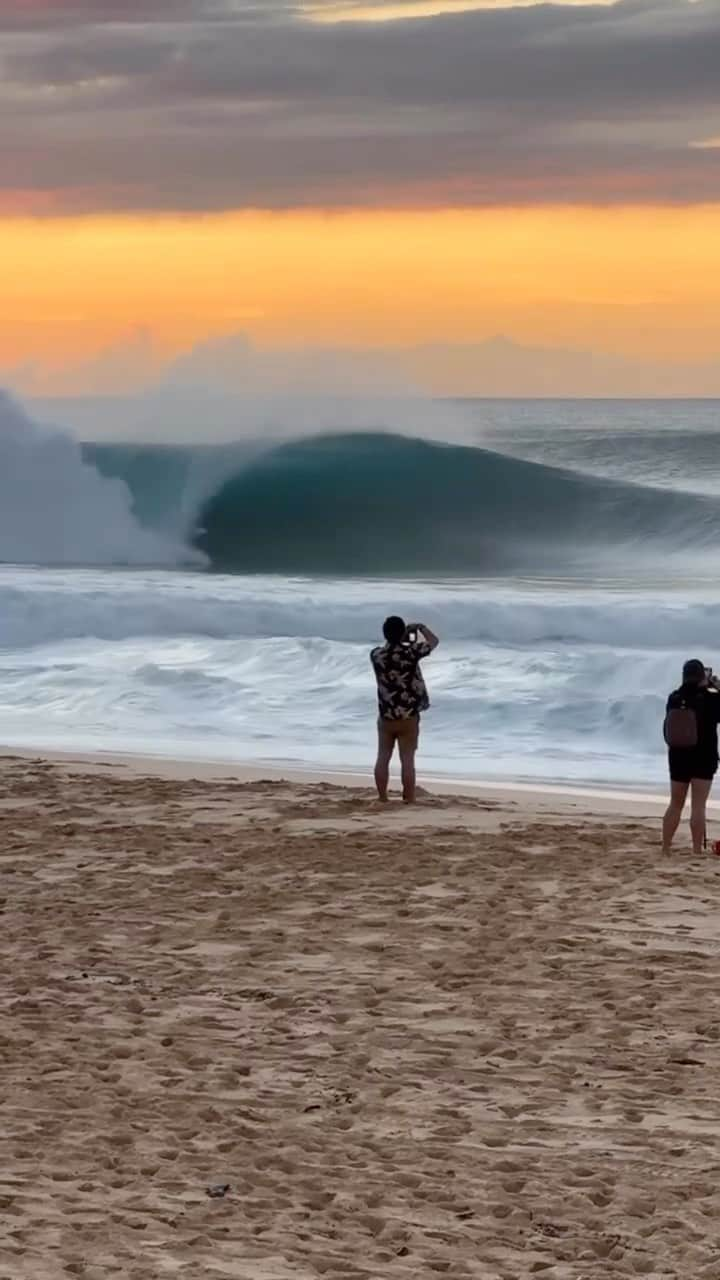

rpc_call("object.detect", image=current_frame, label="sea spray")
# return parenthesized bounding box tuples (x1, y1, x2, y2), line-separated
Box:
(0, 391, 202, 567)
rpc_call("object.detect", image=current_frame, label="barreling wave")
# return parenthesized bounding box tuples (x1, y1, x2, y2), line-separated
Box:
(5, 390, 719, 573)
(190, 432, 720, 574)
(85, 430, 720, 574)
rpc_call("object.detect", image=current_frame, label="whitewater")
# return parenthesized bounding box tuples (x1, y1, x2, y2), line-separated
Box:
(1, 391, 719, 788)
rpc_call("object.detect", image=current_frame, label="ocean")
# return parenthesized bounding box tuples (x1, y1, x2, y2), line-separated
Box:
(1, 392, 719, 788)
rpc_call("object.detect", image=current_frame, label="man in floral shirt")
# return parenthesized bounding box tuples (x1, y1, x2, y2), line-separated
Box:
(371, 615, 439, 804)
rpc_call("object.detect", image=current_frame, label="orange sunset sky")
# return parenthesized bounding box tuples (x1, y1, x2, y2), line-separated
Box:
(1, 0, 718, 397)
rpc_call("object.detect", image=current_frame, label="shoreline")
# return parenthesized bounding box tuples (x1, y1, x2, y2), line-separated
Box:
(0, 741, 689, 818)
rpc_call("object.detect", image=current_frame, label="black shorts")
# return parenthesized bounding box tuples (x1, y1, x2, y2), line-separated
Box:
(668, 749, 718, 784)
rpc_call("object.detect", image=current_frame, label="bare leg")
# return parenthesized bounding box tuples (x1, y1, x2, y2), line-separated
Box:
(690, 777, 713, 855)
(374, 726, 394, 802)
(399, 739, 417, 804)
(662, 780, 688, 853)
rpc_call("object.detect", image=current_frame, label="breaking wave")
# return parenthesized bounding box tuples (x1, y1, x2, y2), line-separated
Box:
(4, 391, 720, 574)
(1, 572, 719, 651)
(190, 432, 720, 574)
(0, 392, 200, 567)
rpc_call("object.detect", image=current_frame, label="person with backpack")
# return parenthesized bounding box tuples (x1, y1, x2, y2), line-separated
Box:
(371, 616, 439, 804)
(663, 658, 720, 855)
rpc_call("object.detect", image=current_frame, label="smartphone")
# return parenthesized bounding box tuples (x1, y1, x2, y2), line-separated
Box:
(706, 667, 713, 679)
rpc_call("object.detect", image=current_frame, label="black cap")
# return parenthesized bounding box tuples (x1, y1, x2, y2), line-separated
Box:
(683, 658, 705, 684)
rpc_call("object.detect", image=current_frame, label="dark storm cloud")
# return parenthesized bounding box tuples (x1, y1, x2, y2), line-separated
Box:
(1, 0, 718, 210)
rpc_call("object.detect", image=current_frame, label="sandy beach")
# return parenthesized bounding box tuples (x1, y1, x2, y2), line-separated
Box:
(2, 751, 720, 1280)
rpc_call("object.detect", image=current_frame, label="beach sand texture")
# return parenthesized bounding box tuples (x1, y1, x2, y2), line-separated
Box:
(1, 753, 720, 1280)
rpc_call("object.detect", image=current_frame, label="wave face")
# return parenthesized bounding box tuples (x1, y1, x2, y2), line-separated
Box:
(192, 432, 720, 574)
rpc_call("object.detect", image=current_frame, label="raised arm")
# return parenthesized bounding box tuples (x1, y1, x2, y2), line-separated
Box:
(408, 622, 439, 653)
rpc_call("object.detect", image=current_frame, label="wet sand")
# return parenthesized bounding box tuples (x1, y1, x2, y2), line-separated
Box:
(1, 750, 719, 1279)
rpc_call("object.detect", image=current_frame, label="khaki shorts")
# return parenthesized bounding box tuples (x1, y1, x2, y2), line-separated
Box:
(378, 715, 420, 750)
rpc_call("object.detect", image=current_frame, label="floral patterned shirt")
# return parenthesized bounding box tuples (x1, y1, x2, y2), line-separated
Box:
(370, 640, 432, 720)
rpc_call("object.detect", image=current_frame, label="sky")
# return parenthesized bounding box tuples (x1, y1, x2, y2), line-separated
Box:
(1, 0, 719, 397)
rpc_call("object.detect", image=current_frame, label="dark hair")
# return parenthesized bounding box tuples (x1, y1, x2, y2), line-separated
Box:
(683, 658, 705, 685)
(383, 615, 406, 645)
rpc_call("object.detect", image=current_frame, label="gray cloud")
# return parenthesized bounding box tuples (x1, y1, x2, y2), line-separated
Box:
(0, 0, 718, 210)
(0, 1, 239, 29)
